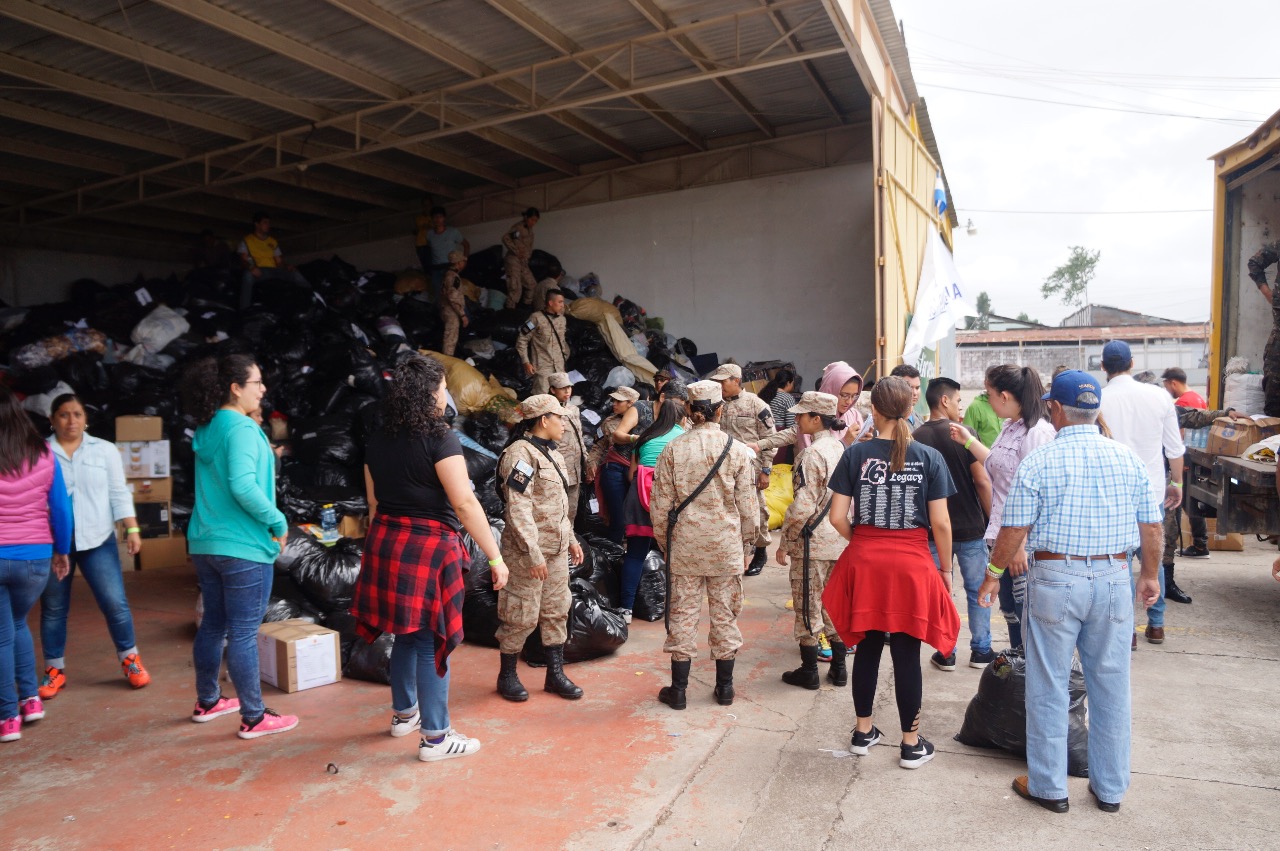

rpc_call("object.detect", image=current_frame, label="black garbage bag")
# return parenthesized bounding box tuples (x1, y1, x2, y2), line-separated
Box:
(464, 244, 506, 291)
(522, 579, 628, 666)
(290, 536, 363, 614)
(633, 548, 667, 622)
(290, 416, 360, 467)
(572, 354, 622, 388)
(55, 353, 110, 404)
(462, 443, 498, 483)
(320, 610, 362, 662)
(461, 520, 506, 647)
(489, 308, 531, 347)
(581, 534, 623, 606)
(612, 295, 647, 335)
(527, 249, 560, 282)
(570, 534, 596, 582)
(474, 473, 504, 520)
(462, 411, 509, 455)
(565, 316, 609, 358)
(344, 633, 394, 685)
(263, 597, 318, 624)
(271, 572, 322, 617)
(954, 649, 1090, 778)
(275, 526, 327, 574)
(277, 475, 368, 525)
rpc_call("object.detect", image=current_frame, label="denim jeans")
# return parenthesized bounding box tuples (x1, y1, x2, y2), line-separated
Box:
(620, 536, 653, 610)
(389, 629, 451, 737)
(1, 557, 50, 720)
(600, 461, 629, 544)
(930, 538, 991, 653)
(192, 555, 272, 720)
(1024, 556, 1133, 804)
(40, 535, 138, 667)
(1132, 507, 1167, 627)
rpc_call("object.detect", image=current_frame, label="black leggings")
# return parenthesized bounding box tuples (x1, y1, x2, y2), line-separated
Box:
(851, 631, 922, 734)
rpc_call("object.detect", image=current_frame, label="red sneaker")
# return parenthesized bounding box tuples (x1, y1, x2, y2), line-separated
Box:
(121, 654, 150, 689)
(237, 708, 298, 740)
(37, 668, 65, 700)
(19, 697, 44, 722)
(191, 695, 240, 723)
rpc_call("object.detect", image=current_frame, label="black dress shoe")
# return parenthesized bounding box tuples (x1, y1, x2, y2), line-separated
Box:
(1088, 784, 1120, 813)
(1164, 564, 1192, 604)
(1012, 776, 1069, 813)
(744, 546, 767, 576)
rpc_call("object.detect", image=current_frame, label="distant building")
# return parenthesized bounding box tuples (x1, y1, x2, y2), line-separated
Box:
(1059, 304, 1185, 328)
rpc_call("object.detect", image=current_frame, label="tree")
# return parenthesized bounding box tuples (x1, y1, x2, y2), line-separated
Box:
(1041, 246, 1100, 308)
(966, 290, 992, 330)
(1016, 311, 1040, 324)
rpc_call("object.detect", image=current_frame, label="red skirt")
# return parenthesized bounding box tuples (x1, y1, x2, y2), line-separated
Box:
(822, 526, 959, 656)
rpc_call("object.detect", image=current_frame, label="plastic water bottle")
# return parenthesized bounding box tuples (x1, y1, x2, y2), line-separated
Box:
(320, 504, 338, 542)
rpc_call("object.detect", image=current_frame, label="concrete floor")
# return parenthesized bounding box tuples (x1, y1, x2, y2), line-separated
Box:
(5, 539, 1279, 851)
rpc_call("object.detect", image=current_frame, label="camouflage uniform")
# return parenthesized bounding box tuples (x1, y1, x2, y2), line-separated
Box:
(534, 277, 560, 311)
(495, 436, 573, 654)
(502, 220, 537, 309)
(516, 312, 569, 397)
(781, 431, 845, 646)
(651, 422, 759, 661)
(720, 391, 776, 549)
(1248, 241, 1280, 417)
(438, 268, 467, 357)
(557, 400, 587, 523)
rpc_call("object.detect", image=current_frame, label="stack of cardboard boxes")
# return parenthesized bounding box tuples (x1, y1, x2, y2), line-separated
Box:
(116, 415, 188, 570)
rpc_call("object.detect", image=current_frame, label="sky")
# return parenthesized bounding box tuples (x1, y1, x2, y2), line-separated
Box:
(890, 0, 1278, 326)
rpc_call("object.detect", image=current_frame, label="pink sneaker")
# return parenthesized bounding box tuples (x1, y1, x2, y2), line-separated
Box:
(237, 708, 298, 740)
(191, 695, 241, 723)
(19, 697, 44, 722)
(0, 716, 20, 742)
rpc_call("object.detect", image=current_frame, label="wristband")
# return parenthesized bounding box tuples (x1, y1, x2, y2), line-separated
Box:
(488, 557, 505, 567)
(126, 527, 141, 534)
(1171, 481, 1183, 489)
(963, 436, 974, 450)
(986, 568, 1004, 580)
(985, 562, 1006, 577)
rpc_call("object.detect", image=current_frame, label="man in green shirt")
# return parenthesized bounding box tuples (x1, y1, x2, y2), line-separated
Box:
(962, 392, 1002, 448)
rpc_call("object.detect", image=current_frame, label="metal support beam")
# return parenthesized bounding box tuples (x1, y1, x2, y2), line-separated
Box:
(754, 0, 844, 123)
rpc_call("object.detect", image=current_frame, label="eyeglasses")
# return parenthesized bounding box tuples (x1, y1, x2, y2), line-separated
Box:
(838, 392, 860, 401)
(243, 380, 265, 387)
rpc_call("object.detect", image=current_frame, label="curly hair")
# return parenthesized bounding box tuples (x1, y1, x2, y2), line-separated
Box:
(182, 354, 258, 425)
(381, 354, 449, 439)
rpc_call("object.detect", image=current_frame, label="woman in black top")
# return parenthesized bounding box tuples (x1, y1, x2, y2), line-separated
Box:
(352, 355, 506, 763)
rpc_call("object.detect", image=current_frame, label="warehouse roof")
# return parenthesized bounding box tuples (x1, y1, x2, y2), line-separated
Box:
(958, 323, 1209, 346)
(0, 0, 947, 256)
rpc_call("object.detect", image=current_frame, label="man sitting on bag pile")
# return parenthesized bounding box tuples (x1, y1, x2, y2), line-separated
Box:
(707, 363, 775, 576)
(516, 289, 569, 397)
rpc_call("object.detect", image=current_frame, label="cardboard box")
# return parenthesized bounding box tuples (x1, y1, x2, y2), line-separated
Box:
(119, 440, 171, 479)
(128, 478, 172, 503)
(116, 415, 163, 442)
(135, 502, 171, 538)
(338, 514, 368, 539)
(1180, 513, 1244, 552)
(1205, 416, 1280, 457)
(136, 532, 188, 570)
(257, 620, 342, 693)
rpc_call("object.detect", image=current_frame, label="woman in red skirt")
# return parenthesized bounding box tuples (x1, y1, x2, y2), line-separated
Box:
(823, 376, 960, 769)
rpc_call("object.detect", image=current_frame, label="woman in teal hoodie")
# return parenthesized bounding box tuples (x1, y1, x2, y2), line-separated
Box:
(183, 354, 297, 740)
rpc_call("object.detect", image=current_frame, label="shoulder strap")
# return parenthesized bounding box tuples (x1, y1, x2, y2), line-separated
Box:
(543, 313, 567, 360)
(520, 437, 570, 493)
(801, 496, 832, 538)
(664, 434, 734, 632)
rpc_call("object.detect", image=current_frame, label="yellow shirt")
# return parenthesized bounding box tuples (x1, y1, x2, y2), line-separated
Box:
(414, 215, 429, 247)
(240, 234, 280, 269)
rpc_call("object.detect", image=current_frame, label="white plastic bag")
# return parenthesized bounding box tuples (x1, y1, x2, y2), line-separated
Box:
(1224, 373, 1265, 415)
(605, 365, 637, 389)
(131, 304, 189, 353)
(21, 381, 75, 418)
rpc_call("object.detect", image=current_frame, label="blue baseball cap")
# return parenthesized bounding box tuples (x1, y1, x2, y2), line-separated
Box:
(1043, 370, 1102, 410)
(1101, 340, 1132, 370)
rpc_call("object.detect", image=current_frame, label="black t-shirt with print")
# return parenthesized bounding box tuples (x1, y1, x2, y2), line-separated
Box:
(829, 438, 955, 530)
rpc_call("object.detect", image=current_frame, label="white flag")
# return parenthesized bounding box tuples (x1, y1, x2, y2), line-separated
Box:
(902, 225, 976, 364)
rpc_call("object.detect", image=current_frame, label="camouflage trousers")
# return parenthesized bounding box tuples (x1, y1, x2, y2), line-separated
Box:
(495, 550, 570, 654)
(664, 574, 744, 661)
(441, 313, 460, 357)
(504, 256, 537, 309)
(755, 498, 771, 548)
(789, 557, 836, 646)
(530, 371, 552, 396)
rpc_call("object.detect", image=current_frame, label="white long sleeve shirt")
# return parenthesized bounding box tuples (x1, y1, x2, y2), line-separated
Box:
(1100, 374, 1185, 504)
(47, 434, 136, 552)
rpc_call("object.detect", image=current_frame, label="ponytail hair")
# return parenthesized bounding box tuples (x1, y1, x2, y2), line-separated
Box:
(758, 366, 797, 405)
(688, 399, 722, 425)
(869, 376, 913, 472)
(985, 364, 1046, 428)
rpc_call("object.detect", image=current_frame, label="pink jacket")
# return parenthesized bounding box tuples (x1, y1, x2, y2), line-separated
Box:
(0, 449, 57, 545)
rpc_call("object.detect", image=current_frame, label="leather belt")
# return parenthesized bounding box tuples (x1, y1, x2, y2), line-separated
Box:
(1034, 551, 1127, 562)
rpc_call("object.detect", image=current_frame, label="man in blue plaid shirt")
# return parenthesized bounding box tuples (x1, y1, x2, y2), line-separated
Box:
(978, 370, 1162, 815)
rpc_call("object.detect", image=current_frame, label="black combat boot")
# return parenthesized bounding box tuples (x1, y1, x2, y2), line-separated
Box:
(497, 652, 528, 702)
(658, 659, 691, 710)
(542, 645, 584, 700)
(827, 640, 849, 687)
(1164, 564, 1192, 604)
(744, 547, 767, 576)
(781, 644, 820, 690)
(714, 658, 736, 705)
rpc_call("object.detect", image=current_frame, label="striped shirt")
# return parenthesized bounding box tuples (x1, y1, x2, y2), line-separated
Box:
(1001, 425, 1161, 555)
(769, 391, 797, 431)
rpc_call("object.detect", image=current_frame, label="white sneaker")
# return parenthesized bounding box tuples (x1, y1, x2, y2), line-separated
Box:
(418, 728, 481, 762)
(391, 708, 421, 738)
(620, 609, 633, 624)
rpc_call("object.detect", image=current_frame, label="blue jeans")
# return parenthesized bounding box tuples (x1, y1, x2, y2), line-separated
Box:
(1, 557, 50, 719)
(991, 542, 1030, 648)
(1131, 507, 1167, 627)
(389, 629, 451, 737)
(192, 555, 272, 720)
(1024, 556, 1133, 804)
(600, 462, 629, 544)
(40, 535, 138, 667)
(930, 538, 991, 653)
(620, 536, 653, 610)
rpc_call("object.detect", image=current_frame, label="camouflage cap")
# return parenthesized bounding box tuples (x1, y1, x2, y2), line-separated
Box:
(608, 386, 640, 403)
(548, 371, 573, 389)
(518, 394, 570, 420)
(687, 380, 723, 403)
(706, 363, 742, 382)
(789, 391, 838, 417)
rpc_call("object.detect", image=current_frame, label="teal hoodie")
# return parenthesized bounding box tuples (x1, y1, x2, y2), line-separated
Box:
(188, 409, 287, 564)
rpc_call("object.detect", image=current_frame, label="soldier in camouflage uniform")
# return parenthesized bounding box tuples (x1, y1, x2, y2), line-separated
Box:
(651, 380, 759, 710)
(438, 249, 468, 357)
(549, 372, 587, 523)
(495, 394, 586, 702)
(775, 392, 850, 690)
(707, 363, 775, 576)
(516, 289, 569, 397)
(502, 207, 540, 309)
(1248, 240, 1280, 417)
